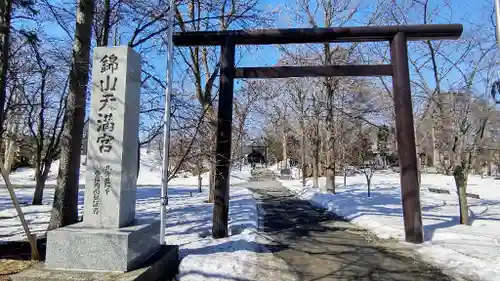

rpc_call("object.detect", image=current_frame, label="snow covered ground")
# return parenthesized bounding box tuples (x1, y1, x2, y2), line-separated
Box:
(0, 149, 260, 281)
(1, 149, 249, 187)
(278, 169, 500, 281)
(169, 186, 261, 281)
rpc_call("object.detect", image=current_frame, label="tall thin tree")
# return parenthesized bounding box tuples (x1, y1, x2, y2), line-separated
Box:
(0, 0, 12, 132)
(100, 0, 111, 46)
(48, 0, 94, 229)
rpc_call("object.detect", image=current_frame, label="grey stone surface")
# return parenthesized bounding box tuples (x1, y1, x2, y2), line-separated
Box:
(84, 46, 142, 228)
(45, 219, 161, 272)
(42, 46, 165, 275)
(10, 245, 179, 281)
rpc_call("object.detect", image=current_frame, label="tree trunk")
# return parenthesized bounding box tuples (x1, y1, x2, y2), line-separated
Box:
(453, 165, 469, 225)
(198, 171, 202, 193)
(265, 146, 268, 168)
(282, 131, 287, 169)
(239, 139, 243, 171)
(32, 181, 44, 206)
(300, 122, 306, 187)
(48, 0, 94, 230)
(4, 99, 20, 173)
(332, 161, 336, 193)
(342, 146, 347, 188)
(431, 121, 439, 167)
(313, 139, 319, 189)
(207, 117, 217, 202)
(367, 177, 371, 197)
(113, 23, 119, 45)
(313, 120, 320, 189)
(32, 166, 50, 205)
(3, 135, 16, 172)
(313, 160, 318, 188)
(415, 134, 422, 187)
(340, 91, 346, 189)
(325, 155, 335, 193)
(208, 161, 215, 202)
(0, 0, 12, 133)
(301, 163, 307, 186)
(237, 126, 244, 171)
(100, 0, 111, 46)
(418, 168, 421, 187)
(325, 150, 332, 188)
(324, 124, 336, 192)
(322, 32, 337, 193)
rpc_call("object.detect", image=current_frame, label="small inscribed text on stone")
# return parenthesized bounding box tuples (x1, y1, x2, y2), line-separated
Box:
(104, 165, 112, 195)
(92, 169, 101, 214)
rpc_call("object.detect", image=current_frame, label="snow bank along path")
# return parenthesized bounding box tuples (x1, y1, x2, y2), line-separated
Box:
(278, 171, 500, 281)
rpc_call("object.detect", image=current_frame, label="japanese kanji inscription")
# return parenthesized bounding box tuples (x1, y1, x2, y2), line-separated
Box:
(84, 46, 141, 228)
(96, 55, 119, 154)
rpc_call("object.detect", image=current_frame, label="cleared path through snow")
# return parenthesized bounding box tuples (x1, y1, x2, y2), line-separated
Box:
(247, 169, 454, 281)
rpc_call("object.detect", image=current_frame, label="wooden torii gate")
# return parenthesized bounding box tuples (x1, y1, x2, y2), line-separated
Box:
(173, 24, 463, 242)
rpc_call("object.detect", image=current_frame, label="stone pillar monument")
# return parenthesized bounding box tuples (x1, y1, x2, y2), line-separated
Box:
(83, 46, 142, 229)
(13, 46, 178, 281)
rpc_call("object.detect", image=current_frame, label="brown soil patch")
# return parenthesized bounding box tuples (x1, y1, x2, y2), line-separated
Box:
(0, 259, 37, 281)
(0, 238, 46, 280)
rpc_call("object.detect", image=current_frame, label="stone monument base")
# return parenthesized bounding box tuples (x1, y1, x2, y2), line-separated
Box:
(45, 219, 161, 272)
(10, 245, 179, 281)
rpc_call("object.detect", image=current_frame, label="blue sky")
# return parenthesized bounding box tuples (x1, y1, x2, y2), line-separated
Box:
(15, 0, 496, 86)
(22, 0, 496, 94)
(13, 0, 499, 138)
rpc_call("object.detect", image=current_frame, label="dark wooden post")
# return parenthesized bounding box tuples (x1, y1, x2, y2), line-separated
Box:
(212, 37, 235, 238)
(390, 32, 424, 243)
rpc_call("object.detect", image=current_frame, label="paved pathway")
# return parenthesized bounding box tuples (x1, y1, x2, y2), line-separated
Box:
(247, 169, 454, 281)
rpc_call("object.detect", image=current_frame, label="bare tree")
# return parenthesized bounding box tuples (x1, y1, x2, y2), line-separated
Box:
(1, 1, 38, 166)
(24, 40, 66, 205)
(94, 0, 112, 46)
(174, 0, 271, 204)
(0, 0, 41, 260)
(287, 78, 309, 186)
(0, 0, 12, 132)
(355, 123, 375, 197)
(299, 0, 354, 193)
(310, 92, 321, 189)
